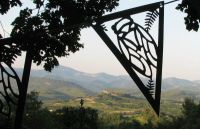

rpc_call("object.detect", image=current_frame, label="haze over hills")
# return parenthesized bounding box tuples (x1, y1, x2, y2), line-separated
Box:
(28, 77, 95, 100)
(1, 66, 198, 118)
(29, 66, 134, 92)
(7, 65, 200, 101)
(29, 66, 200, 88)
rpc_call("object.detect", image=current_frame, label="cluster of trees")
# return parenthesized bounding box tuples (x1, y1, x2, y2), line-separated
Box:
(157, 98, 200, 129)
(1, 91, 200, 129)
(98, 98, 200, 129)
(0, 91, 99, 129)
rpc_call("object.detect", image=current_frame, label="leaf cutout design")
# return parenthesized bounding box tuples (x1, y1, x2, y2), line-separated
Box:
(0, 62, 21, 117)
(146, 79, 155, 95)
(112, 17, 157, 79)
(145, 10, 159, 31)
(0, 93, 10, 116)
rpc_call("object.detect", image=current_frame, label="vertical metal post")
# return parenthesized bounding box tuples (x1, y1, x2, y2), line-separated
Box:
(155, 2, 164, 115)
(14, 51, 32, 129)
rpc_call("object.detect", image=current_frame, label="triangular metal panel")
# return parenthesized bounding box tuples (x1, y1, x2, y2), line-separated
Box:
(92, 1, 164, 115)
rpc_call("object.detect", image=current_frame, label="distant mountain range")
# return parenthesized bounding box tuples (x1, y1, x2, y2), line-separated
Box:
(8, 65, 200, 100)
(28, 66, 134, 92)
(29, 66, 200, 89)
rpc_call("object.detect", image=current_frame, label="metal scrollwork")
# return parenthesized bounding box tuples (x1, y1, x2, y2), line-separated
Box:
(0, 62, 21, 118)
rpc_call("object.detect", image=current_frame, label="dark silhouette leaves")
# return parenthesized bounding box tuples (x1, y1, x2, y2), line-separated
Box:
(146, 79, 155, 96)
(1, 0, 119, 71)
(145, 10, 159, 31)
(176, 0, 200, 31)
(0, 0, 22, 14)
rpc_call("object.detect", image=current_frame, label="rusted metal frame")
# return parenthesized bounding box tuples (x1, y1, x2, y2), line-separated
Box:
(92, 25, 157, 113)
(155, 2, 164, 115)
(97, 1, 161, 24)
(165, 0, 180, 5)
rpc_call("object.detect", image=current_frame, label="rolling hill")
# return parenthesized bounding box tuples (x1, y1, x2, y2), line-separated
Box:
(29, 66, 200, 92)
(27, 77, 95, 100)
(2, 65, 200, 117)
(29, 66, 135, 92)
(3, 65, 200, 101)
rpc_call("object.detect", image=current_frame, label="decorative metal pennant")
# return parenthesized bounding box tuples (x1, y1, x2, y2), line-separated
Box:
(0, 62, 21, 118)
(0, 39, 32, 129)
(92, 1, 164, 115)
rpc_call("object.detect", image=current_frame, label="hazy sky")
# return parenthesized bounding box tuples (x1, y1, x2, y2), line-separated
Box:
(1, 0, 200, 80)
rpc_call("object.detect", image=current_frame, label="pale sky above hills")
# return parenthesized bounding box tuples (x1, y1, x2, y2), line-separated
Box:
(1, 0, 200, 80)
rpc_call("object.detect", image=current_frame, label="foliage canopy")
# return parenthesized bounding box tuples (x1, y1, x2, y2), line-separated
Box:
(176, 0, 200, 31)
(0, 0, 22, 14)
(0, 0, 119, 71)
(1, 0, 200, 71)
